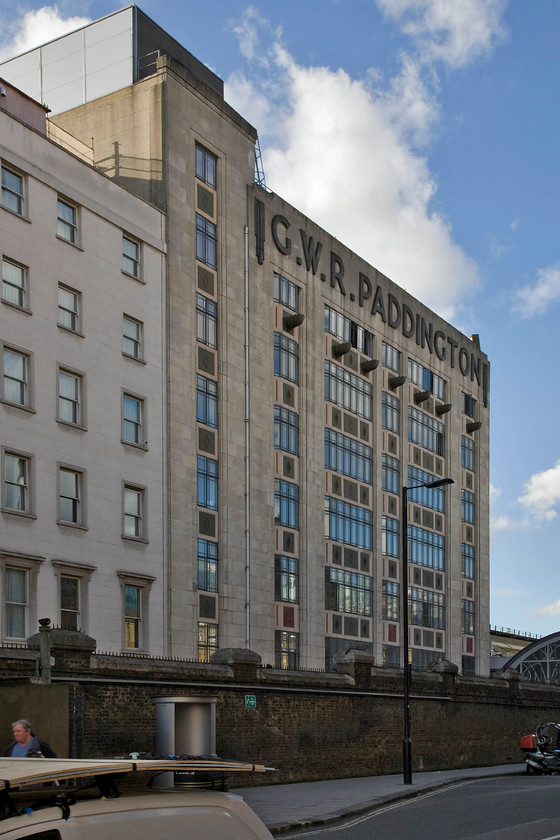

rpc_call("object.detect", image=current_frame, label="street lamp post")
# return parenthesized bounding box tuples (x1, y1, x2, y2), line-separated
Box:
(401, 476, 454, 785)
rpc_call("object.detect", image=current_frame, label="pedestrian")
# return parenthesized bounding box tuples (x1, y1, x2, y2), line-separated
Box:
(3, 719, 56, 758)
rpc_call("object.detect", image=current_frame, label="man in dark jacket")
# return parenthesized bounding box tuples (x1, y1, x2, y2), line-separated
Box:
(3, 719, 56, 757)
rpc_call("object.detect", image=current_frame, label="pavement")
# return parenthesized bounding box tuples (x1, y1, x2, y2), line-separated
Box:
(233, 763, 524, 834)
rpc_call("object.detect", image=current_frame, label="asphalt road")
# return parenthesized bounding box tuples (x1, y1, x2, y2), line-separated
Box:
(280, 775, 560, 840)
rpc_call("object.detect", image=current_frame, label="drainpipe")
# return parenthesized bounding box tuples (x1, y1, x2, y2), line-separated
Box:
(244, 225, 251, 650)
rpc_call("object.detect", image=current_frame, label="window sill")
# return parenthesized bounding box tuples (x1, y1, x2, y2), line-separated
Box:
(121, 439, 149, 451)
(1, 299, 32, 315)
(121, 270, 145, 284)
(1, 508, 36, 520)
(123, 352, 147, 365)
(0, 399, 35, 414)
(1, 205, 31, 223)
(121, 534, 149, 544)
(57, 419, 87, 432)
(57, 323, 85, 338)
(56, 235, 83, 251)
(57, 520, 88, 531)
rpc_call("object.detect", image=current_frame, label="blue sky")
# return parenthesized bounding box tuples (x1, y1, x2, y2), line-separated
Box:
(2, 0, 559, 637)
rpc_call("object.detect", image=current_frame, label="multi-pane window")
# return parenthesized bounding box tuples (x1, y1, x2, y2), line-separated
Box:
(408, 359, 446, 400)
(275, 630, 298, 670)
(198, 538, 218, 592)
(123, 485, 143, 538)
(57, 198, 78, 243)
(275, 555, 299, 603)
(3, 452, 29, 512)
(461, 489, 475, 524)
(274, 405, 299, 455)
(58, 467, 83, 525)
(382, 515, 399, 557)
(60, 575, 80, 630)
(325, 497, 372, 549)
(2, 347, 29, 407)
(407, 467, 446, 512)
(123, 394, 143, 445)
(58, 369, 82, 426)
(274, 333, 299, 384)
(462, 543, 475, 579)
(274, 273, 300, 312)
(461, 392, 476, 418)
(325, 567, 373, 616)
(324, 305, 373, 356)
(462, 599, 475, 635)
(382, 454, 399, 495)
(408, 526, 445, 570)
(382, 391, 399, 432)
(274, 479, 299, 529)
(196, 213, 217, 268)
(197, 375, 218, 428)
(410, 587, 445, 629)
(382, 580, 400, 621)
(5, 567, 27, 638)
(195, 144, 217, 189)
(58, 285, 80, 332)
(1, 165, 24, 215)
(196, 293, 217, 348)
(198, 621, 218, 662)
(324, 361, 372, 419)
(197, 455, 218, 510)
(324, 429, 373, 483)
(124, 585, 141, 648)
(2, 258, 26, 308)
(382, 341, 401, 372)
(123, 316, 142, 359)
(461, 435, 475, 472)
(408, 406, 444, 455)
(122, 235, 140, 278)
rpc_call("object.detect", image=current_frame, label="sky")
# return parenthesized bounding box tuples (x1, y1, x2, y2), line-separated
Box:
(1, 0, 559, 639)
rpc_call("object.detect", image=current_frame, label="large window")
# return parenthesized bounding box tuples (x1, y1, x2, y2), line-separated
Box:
(325, 567, 373, 616)
(462, 543, 475, 579)
(123, 315, 143, 359)
(122, 393, 144, 445)
(196, 213, 217, 268)
(274, 273, 300, 312)
(60, 575, 80, 630)
(382, 515, 399, 557)
(325, 497, 372, 549)
(408, 525, 445, 570)
(195, 144, 217, 189)
(407, 467, 446, 512)
(2, 346, 29, 407)
(198, 621, 218, 662)
(408, 406, 444, 455)
(124, 585, 141, 648)
(57, 197, 78, 244)
(58, 285, 81, 333)
(2, 258, 27, 309)
(123, 484, 145, 539)
(324, 429, 373, 484)
(196, 293, 217, 348)
(410, 587, 445, 630)
(461, 435, 475, 472)
(198, 538, 218, 592)
(461, 490, 475, 524)
(382, 454, 399, 495)
(197, 375, 218, 428)
(197, 455, 218, 510)
(274, 479, 299, 529)
(274, 333, 299, 384)
(5, 567, 27, 638)
(3, 451, 30, 514)
(58, 466, 84, 526)
(461, 392, 476, 418)
(1, 165, 24, 215)
(122, 235, 140, 278)
(274, 405, 299, 455)
(382, 391, 400, 432)
(382, 580, 400, 621)
(275, 630, 299, 669)
(382, 341, 400, 372)
(408, 359, 445, 400)
(275, 555, 299, 603)
(58, 368, 84, 427)
(324, 305, 373, 356)
(462, 599, 475, 635)
(324, 361, 372, 419)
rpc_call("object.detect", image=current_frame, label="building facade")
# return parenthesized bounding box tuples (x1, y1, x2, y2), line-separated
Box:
(0, 6, 490, 675)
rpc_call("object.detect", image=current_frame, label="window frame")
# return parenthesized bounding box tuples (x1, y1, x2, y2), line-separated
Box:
(122, 234, 141, 280)
(1, 163, 25, 217)
(197, 375, 218, 428)
(275, 554, 299, 604)
(275, 629, 299, 670)
(58, 284, 82, 334)
(195, 143, 217, 190)
(196, 292, 218, 349)
(56, 196, 79, 245)
(197, 455, 218, 511)
(117, 571, 154, 651)
(57, 365, 86, 429)
(197, 538, 218, 593)
(122, 391, 147, 448)
(122, 314, 144, 361)
(52, 559, 95, 634)
(122, 482, 147, 542)
(2, 447, 34, 517)
(2, 256, 29, 311)
(1, 343, 32, 410)
(195, 213, 217, 269)
(1, 554, 42, 643)
(197, 620, 218, 662)
(57, 463, 86, 529)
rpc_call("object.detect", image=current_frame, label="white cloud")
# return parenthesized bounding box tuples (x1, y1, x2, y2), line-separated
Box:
(512, 267, 560, 318)
(517, 459, 560, 522)
(531, 599, 560, 617)
(0, 6, 91, 62)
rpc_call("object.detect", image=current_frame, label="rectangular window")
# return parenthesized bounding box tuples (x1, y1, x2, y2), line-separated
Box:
(274, 273, 300, 312)
(197, 538, 218, 592)
(275, 555, 299, 603)
(275, 630, 299, 669)
(461, 489, 475, 524)
(5, 567, 27, 638)
(58, 368, 83, 427)
(408, 406, 444, 455)
(123, 485, 144, 538)
(123, 315, 143, 359)
(58, 284, 81, 333)
(461, 435, 475, 472)
(382, 341, 400, 372)
(60, 575, 80, 630)
(324, 429, 373, 484)
(122, 235, 140, 278)
(196, 293, 217, 348)
(124, 584, 141, 648)
(274, 405, 299, 455)
(382, 580, 400, 621)
(382, 454, 399, 495)
(196, 213, 217, 269)
(198, 621, 218, 662)
(2, 258, 27, 309)
(197, 375, 218, 428)
(324, 305, 373, 356)
(195, 144, 217, 189)
(58, 467, 83, 525)
(461, 392, 476, 418)
(382, 515, 399, 558)
(409, 525, 445, 570)
(462, 543, 475, 579)
(1, 165, 24, 215)
(2, 346, 29, 407)
(324, 361, 372, 419)
(197, 455, 218, 510)
(382, 391, 400, 432)
(3, 451, 30, 513)
(408, 358, 446, 401)
(274, 333, 299, 384)
(325, 567, 373, 616)
(410, 587, 445, 630)
(122, 394, 144, 445)
(57, 197, 78, 244)
(462, 599, 475, 635)
(274, 479, 299, 530)
(325, 497, 372, 550)
(407, 467, 446, 512)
